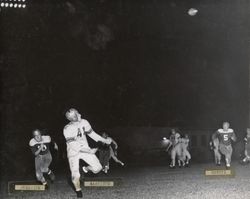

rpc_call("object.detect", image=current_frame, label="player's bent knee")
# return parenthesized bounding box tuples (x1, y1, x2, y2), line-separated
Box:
(72, 171, 81, 179)
(92, 164, 102, 174)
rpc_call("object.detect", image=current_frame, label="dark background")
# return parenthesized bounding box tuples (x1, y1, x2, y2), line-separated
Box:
(0, 0, 249, 176)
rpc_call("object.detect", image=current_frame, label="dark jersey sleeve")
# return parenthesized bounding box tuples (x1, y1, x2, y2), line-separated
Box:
(30, 145, 38, 156)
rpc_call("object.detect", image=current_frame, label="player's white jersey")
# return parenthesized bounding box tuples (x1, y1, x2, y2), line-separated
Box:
(63, 119, 93, 157)
(181, 138, 189, 150)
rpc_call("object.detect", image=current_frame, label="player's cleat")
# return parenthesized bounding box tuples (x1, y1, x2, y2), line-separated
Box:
(82, 166, 88, 173)
(169, 164, 176, 169)
(121, 162, 125, 166)
(42, 182, 49, 190)
(226, 164, 231, 169)
(76, 190, 83, 198)
(103, 166, 109, 174)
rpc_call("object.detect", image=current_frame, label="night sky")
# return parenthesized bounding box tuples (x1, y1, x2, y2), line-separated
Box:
(1, 0, 250, 169)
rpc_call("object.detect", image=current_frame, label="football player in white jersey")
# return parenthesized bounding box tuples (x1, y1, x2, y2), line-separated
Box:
(181, 134, 191, 166)
(168, 129, 181, 168)
(63, 108, 112, 198)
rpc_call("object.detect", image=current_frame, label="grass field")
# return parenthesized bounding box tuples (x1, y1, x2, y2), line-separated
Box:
(1, 162, 250, 199)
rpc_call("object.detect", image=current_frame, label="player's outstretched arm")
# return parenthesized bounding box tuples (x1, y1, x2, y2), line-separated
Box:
(111, 138, 118, 149)
(88, 131, 111, 144)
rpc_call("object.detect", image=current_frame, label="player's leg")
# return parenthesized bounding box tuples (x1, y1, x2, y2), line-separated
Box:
(99, 150, 110, 173)
(225, 145, 233, 168)
(110, 154, 124, 166)
(170, 147, 176, 168)
(219, 144, 227, 165)
(175, 146, 183, 167)
(110, 148, 124, 166)
(103, 150, 111, 173)
(35, 156, 47, 186)
(42, 152, 55, 182)
(184, 149, 191, 165)
(80, 153, 102, 174)
(68, 155, 82, 197)
(214, 148, 221, 165)
(243, 149, 250, 163)
(99, 150, 105, 168)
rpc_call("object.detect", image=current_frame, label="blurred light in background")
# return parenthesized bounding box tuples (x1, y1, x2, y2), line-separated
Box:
(0, 0, 26, 8)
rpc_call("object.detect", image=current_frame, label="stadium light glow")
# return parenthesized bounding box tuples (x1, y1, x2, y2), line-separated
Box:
(0, 0, 26, 8)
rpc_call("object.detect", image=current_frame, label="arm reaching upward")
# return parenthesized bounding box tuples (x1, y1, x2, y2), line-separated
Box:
(88, 131, 112, 144)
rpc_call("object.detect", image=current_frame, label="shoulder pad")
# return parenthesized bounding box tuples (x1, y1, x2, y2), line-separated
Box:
(81, 119, 89, 125)
(42, 135, 51, 143)
(217, 129, 223, 133)
(29, 138, 37, 147)
(218, 128, 233, 133)
(64, 124, 71, 130)
(228, 128, 234, 133)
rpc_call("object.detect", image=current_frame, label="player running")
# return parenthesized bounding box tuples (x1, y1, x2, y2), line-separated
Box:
(241, 128, 250, 164)
(181, 134, 191, 166)
(63, 108, 112, 198)
(210, 132, 221, 165)
(212, 122, 236, 168)
(29, 129, 58, 188)
(99, 133, 124, 173)
(167, 129, 181, 168)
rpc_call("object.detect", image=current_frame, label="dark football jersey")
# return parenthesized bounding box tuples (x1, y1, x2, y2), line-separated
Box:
(29, 135, 51, 155)
(216, 129, 236, 146)
(99, 142, 110, 151)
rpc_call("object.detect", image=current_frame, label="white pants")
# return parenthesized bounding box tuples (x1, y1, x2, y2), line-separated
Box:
(68, 152, 102, 191)
(69, 152, 102, 177)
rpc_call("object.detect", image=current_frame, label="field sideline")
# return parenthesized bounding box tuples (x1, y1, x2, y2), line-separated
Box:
(1, 162, 250, 199)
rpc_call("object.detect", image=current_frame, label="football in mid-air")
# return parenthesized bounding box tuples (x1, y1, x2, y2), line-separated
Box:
(188, 8, 198, 16)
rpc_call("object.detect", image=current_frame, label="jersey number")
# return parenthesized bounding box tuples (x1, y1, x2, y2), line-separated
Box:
(77, 128, 82, 137)
(223, 134, 229, 141)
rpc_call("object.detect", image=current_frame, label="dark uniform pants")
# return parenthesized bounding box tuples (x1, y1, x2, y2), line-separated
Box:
(35, 152, 52, 183)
